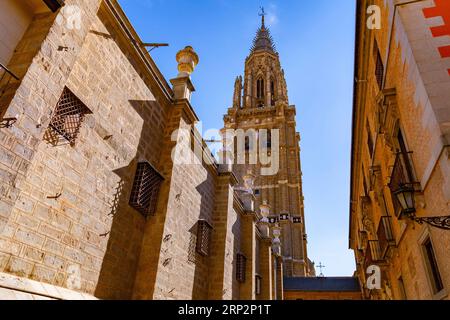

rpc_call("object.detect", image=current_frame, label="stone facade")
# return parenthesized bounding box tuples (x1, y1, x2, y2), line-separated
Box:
(350, 0, 450, 300)
(0, 0, 283, 300)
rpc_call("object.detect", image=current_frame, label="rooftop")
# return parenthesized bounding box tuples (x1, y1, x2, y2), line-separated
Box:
(284, 277, 361, 292)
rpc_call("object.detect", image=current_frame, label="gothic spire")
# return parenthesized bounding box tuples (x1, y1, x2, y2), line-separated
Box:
(251, 7, 277, 53)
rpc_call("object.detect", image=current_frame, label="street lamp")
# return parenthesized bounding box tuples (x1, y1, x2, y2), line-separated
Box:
(393, 183, 450, 230)
(393, 183, 416, 218)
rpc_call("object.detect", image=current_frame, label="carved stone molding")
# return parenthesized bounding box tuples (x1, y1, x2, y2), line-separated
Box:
(361, 196, 375, 236)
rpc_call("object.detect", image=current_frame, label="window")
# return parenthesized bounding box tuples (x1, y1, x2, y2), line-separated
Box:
(245, 136, 250, 151)
(46, 87, 92, 146)
(129, 162, 164, 216)
(257, 78, 265, 99)
(367, 121, 374, 157)
(236, 253, 247, 283)
(255, 275, 262, 295)
(270, 80, 276, 106)
(196, 220, 212, 256)
(266, 130, 272, 149)
(255, 189, 260, 196)
(398, 276, 407, 300)
(374, 41, 384, 89)
(423, 238, 444, 294)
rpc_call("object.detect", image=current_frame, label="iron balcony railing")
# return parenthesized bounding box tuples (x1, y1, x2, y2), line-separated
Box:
(365, 240, 384, 268)
(377, 216, 396, 260)
(388, 151, 417, 217)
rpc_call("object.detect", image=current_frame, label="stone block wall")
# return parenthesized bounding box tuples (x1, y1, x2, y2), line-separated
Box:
(0, 0, 168, 299)
(0, 0, 277, 301)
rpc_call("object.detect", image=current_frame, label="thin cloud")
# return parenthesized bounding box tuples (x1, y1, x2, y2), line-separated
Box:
(267, 3, 279, 26)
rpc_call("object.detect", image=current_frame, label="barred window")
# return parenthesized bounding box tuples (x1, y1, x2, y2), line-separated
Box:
(129, 162, 163, 216)
(423, 238, 444, 294)
(46, 87, 91, 146)
(374, 42, 384, 89)
(236, 253, 247, 283)
(196, 220, 212, 256)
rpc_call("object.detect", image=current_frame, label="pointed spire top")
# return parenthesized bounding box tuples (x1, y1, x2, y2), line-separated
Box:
(251, 7, 276, 53)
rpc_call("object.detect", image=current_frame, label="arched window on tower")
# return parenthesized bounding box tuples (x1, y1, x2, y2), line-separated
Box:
(256, 78, 265, 108)
(270, 79, 276, 106)
(257, 78, 265, 100)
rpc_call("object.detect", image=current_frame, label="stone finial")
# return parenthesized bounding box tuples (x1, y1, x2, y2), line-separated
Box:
(176, 46, 199, 78)
(243, 170, 255, 193)
(260, 200, 271, 217)
(272, 224, 282, 256)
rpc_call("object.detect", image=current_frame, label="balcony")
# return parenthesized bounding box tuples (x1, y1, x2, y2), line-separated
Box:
(388, 151, 418, 218)
(364, 240, 384, 268)
(377, 216, 396, 260)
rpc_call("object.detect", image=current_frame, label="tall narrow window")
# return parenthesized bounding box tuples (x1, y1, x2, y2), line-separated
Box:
(367, 121, 374, 157)
(196, 220, 212, 256)
(270, 80, 275, 106)
(398, 276, 407, 300)
(263, 130, 272, 150)
(129, 162, 164, 216)
(423, 238, 444, 294)
(236, 253, 247, 283)
(46, 87, 92, 146)
(257, 78, 264, 99)
(374, 41, 384, 89)
(397, 130, 414, 182)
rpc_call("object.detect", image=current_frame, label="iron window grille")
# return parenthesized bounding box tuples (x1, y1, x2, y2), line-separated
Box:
(47, 87, 91, 146)
(374, 42, 384, 89)
(389, 152, 415, 217)
(196, 220, 212, 256)
(236, 253, 247, 283)
(129, 162, 164, 216)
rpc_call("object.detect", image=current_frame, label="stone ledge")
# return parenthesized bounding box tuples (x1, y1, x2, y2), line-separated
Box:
(0, 272, 97, 300)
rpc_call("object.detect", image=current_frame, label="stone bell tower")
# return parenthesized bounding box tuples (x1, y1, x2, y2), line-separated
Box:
(223, 11, 314, 277)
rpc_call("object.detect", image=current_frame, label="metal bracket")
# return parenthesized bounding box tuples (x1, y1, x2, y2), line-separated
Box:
(413, 216, 450, 231)
(0, 117, 17, 128)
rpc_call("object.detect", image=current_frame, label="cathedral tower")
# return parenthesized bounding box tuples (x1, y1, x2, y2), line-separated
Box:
(223, 12, 314, 278)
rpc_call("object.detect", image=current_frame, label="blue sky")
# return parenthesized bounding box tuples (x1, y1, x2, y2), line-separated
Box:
(118, 0, 357, 276)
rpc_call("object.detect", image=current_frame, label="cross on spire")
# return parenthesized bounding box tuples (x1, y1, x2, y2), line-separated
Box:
(317, 262, 326, 277)
(259, 6, 266, 27)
